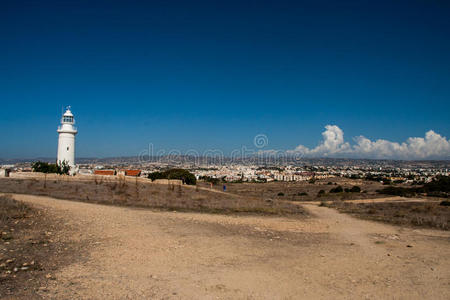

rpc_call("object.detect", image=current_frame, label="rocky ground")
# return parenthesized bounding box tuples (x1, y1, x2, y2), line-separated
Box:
(1, 193, 449, 299)
(0, 195, 84, 299)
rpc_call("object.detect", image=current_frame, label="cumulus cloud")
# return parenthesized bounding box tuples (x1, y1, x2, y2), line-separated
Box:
(290, 125, 450, 160)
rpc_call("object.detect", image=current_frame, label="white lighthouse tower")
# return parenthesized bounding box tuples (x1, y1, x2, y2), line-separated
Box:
(57, 106, 78, 174)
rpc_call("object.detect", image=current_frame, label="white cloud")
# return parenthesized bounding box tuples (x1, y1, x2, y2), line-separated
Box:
(291, 125, 450, 160)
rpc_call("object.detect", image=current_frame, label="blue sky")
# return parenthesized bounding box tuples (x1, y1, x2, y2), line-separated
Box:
(1, 0, 450, 159)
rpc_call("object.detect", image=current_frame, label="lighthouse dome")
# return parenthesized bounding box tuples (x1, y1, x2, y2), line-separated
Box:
(63, 109, 73, 117)
(62, 107, 75, 124)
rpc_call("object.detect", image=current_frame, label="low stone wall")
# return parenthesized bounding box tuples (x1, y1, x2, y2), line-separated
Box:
(152, 179, 183, 185)
(8, 172, 183, 185)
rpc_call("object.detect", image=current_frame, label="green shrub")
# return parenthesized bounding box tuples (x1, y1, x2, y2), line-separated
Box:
(32, 161, 70, 175)
(329, 186, 343, 193)
(377, 186, 416, 197)
(350, 186, 361, 193)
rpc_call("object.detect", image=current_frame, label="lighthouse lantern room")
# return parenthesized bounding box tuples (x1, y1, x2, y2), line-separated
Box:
(57, 106, 78, 174)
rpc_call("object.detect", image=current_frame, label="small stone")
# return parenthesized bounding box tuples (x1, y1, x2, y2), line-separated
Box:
(21, 267, 29, 271)
(13, 267, 18, 272)
(45, 274, 52, 279)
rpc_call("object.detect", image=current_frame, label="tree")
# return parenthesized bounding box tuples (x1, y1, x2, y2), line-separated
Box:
(59, 160, 70, 175)
(32, 161, 70, 175)
(199, 176, 221, 185)
(148, 169, 197, 185)
(165, 169, 197, 185)
(148, 171, 165, 181)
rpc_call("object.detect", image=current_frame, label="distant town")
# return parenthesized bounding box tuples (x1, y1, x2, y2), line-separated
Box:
(2, 156, 449, 185)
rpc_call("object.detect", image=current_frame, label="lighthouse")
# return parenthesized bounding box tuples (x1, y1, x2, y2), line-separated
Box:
(57, 106, 78, 174)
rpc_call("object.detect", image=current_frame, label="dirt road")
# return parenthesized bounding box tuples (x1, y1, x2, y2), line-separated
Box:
(7, 194, 450, 299)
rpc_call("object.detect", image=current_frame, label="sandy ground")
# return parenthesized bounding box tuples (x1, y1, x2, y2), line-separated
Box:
(5, 193, 450, 299)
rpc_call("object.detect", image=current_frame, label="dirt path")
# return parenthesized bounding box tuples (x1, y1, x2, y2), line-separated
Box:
(5, 193, 450, 299)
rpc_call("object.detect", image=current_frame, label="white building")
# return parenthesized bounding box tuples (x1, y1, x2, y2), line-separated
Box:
(57, 107, 78, 174)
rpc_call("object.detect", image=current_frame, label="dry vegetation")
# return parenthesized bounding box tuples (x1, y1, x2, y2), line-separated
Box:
(0, 195, 80, 298)
(198, 178, 386, 202)
(0, 178, 307, 216)
(325, 201, 450, 230)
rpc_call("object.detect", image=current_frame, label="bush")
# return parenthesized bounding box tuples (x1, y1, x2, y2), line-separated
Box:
(350, 186, 361, 193)
(317, 190, 325, 196)
(424, 176, 450, 193)
(377, 186, 416, 197)
(277, 192, 285, 196)
(378, 176, 450, 198)
(440, 200, 450, 206)
(298, 192, 308, 196)
(329, 186, 343, 193)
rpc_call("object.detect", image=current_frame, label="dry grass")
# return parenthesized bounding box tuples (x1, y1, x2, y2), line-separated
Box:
(0, 195, 30, 223)
(0, 178, 307, 216)
(198, 178, 386, 202)
(326, 201, 450, 230)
